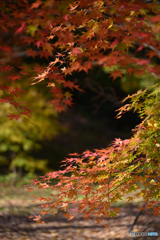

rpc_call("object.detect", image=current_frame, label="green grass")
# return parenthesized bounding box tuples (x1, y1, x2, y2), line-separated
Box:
(0, 183, 55, 215)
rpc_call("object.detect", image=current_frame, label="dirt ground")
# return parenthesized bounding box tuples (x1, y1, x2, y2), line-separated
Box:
(0, 204, 159, 240)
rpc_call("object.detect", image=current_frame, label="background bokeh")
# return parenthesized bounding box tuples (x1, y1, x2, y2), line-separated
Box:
(0, 55, 158, 185)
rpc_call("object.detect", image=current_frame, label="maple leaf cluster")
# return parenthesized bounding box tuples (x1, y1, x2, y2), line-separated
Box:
(1, 0, 160, 116)
(31, 85, 160, 224)
(0, 0, 160, 226)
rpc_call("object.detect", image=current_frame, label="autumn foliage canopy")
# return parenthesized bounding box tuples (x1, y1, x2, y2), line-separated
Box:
(0, 0, 160, 225)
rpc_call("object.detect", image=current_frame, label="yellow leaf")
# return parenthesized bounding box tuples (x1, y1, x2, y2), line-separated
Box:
(47, 83, 55, 87)
(150, 179, 156, 185)
(130, 11, 135, 16)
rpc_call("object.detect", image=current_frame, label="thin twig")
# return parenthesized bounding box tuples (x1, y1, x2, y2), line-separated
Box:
(128, 203, 146, 233)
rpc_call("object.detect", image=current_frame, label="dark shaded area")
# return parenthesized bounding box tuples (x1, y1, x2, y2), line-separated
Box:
(35, 67, 141, 170)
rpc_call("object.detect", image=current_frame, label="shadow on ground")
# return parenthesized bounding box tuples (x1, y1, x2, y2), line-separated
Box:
(0, 204, 159, 240)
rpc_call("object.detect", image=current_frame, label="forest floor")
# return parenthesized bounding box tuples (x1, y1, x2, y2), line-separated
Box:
(0, 184, 159, 240)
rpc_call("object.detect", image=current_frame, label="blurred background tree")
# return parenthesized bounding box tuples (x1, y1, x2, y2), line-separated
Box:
(0, 63, 66, 185)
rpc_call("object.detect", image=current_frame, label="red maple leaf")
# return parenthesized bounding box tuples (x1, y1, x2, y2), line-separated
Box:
(63, 98, 74, 107)
(15, 22, 25, 35)
(39, 50, 51, 60)
(12, 101, 20, 108)
(22, 37, 34, 46)
(7, 113, 21, 120)
(74, 84, 84, 92)
(63, 80, 74, 90)
(151, 14, 160, 23)
(53, 104, 66, 113)
(79, 62, 93, 74)
(1, 13, 10, 21)
(136, 45, 143, 53)
(136, 59, 150, 65)
(135, 69, 145, 77)
(14, 87, 25, 93)
(49, 87, 62, 95)
(47, 171, 59, 179)
(72, 47, 82, 55)
(110, 39, 118, 49)
(33, 65, 45, 74)
(26, 48, 37, 59)
(30, 0, 43, 9)
(35, 41, 44, 48)
(1, 25, 8, 33)
(127, 67, 134, 76)
(20, 108, 31, 117)
(0, 99, 7, 104)
(0, 45, 12, 53)
(7, 75, 21, 82)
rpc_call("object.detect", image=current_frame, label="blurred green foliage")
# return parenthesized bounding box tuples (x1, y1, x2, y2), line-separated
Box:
(0, 63, 66, 183)
(103, 65, 159, 94)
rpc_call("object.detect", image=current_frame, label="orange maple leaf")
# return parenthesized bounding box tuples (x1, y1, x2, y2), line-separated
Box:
(146, 50, 158, 59)
(42, 42, 53, 55)
(110, 70, 122, 81)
